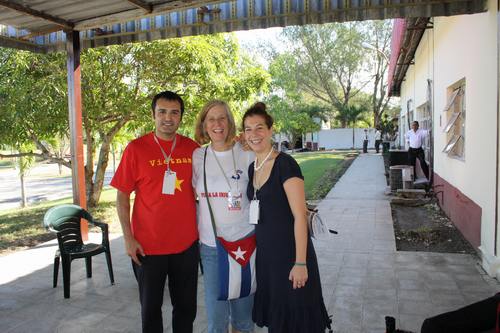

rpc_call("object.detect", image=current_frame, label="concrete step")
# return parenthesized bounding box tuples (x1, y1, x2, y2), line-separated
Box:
(396, 189, 427, 199)
(391, 196, 432, 206)
(413, 177, 429, 190)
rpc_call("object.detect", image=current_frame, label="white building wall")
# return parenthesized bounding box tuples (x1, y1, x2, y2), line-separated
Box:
(398, 0, 499, 276)
(434, 9, 498, 272)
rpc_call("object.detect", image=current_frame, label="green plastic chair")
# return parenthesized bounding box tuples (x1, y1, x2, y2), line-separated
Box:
(43, 204, 115, 298)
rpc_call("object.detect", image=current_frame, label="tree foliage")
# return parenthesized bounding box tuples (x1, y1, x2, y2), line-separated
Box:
(334, 103, 369, 128)
(0, 34, 269, 207)
(265, 95, 325, 148)
(265, 51, 330, 147)
(0, 49, 68, 158)
(266, 21, 393, 128)
(363, 20, 393, 127)
(281, 23, 367, 114)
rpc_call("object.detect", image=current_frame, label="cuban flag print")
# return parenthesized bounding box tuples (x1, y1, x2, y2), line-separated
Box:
(216, 234, 257, 300)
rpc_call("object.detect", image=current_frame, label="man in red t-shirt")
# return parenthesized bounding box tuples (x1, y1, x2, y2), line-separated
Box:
(111, 91, 200, 333)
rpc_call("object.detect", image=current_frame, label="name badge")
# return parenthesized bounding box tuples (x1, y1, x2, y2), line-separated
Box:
(249, 200, 259, 224)
(228, 191, 242, 211)
(162, 171, 176, 195)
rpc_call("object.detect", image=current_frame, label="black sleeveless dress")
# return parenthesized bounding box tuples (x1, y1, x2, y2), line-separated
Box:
(247, 153, 331, 333)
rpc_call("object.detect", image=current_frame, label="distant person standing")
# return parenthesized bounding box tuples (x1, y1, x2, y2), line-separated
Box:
(405, 121, 429, 180)
(374, 128, 382, 153)
(363, 128, 369, 153)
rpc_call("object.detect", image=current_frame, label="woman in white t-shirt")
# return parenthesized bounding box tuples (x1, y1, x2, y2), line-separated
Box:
(192, 100, 255, 333)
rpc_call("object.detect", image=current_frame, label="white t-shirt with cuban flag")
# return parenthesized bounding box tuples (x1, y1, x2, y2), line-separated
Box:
(192, 142, 255, 247)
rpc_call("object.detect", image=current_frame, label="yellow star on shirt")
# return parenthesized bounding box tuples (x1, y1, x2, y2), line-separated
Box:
(175, 178, 184, 192)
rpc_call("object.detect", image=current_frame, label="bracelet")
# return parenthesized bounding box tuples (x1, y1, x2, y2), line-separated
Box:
(294, 262, 307, 266)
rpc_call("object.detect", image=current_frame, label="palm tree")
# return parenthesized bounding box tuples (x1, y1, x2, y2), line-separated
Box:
(334, 104, 369, 148)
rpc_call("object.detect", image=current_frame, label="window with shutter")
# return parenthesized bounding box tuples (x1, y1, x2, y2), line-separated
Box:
(443, 80, 465, 159)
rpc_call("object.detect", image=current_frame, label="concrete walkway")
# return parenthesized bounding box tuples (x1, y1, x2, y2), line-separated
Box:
(315, 153, 499, 332)
(1, 153, 498, 332)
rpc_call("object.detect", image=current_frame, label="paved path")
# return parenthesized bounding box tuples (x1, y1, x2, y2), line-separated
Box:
(1, 153, 498, 332)
(315, 153, 499, 332)
(0, 164, 113, 210)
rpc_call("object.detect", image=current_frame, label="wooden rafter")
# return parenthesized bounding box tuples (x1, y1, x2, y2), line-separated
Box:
(19, 26, 63, 40)
(126, 0, 153, 12)
(0, 34, 45, 53)
(0, 0, 74, 29)
(74, 0, 224, 30)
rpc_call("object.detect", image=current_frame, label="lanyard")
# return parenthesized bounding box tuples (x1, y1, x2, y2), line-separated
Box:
(210, 145, 239, 193)
(252, 178, 258, 201)
(154, 134, 177, 173)
(252, 149, 274, 200)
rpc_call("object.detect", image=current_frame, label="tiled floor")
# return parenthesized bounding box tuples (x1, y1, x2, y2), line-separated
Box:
(1, 153, 498, 332)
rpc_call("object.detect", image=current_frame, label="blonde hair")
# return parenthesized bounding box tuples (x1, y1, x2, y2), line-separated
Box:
(194, 100, 236, 145)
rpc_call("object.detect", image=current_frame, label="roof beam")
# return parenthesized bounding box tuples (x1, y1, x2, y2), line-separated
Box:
(19, 26, 62, 40)
(74, 0, 224, 30)
(0, 35, 45, 53)
(126, 0, 153, 12)
(0, 0, 74, 29)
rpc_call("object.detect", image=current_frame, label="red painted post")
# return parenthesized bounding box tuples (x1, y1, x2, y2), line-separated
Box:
(65, 30, 88, 240)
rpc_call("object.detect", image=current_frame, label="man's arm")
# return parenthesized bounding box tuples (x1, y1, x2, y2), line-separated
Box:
(116, 190, 145, 265)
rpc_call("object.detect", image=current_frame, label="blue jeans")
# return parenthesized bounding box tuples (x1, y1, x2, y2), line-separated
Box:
(200, 243, 254, 333)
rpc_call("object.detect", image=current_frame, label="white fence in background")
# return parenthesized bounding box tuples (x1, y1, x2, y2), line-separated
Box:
(304, 128, 377, 150)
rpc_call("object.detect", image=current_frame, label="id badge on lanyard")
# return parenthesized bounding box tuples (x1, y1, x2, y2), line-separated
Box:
(249, 199, 259, 224)
(249, 170, 260, 224)
(162, 170, 176, 195)
(228, 191, 242, 211)
(154, 134, 177, 196)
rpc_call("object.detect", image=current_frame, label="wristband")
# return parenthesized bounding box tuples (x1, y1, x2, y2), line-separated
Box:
(294, 262, 307, 266)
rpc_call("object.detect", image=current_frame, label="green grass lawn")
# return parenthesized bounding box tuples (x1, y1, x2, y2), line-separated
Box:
(293, 151, 350, 198)
(0, 151, 356, 254)
(0, 188, 120, 254)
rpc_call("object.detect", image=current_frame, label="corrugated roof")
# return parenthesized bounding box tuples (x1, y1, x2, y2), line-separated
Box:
(0, 0, 489, 53)
(388, 18, 432, 97)
(0, 1, 134, 31)
(387, 19, 406, 97)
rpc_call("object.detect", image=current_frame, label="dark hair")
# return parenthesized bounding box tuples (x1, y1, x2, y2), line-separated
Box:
(242, 102, 273, 130)
(412, 121, 419, 126)
(151, 91, 185, 117)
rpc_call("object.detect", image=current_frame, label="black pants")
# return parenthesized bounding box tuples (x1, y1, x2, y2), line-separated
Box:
(363, 140, 368, 153)
(375, 140, 382, 153)
(421, 293, 499, 333)
(408, 147, 429, 179)
(132, 241, 199, 333)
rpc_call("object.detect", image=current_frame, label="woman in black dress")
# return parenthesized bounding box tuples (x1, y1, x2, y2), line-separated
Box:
(242, 102, 332, 333)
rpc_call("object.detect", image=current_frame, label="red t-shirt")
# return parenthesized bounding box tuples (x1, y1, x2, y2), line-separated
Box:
(111, 132, 199, 255)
